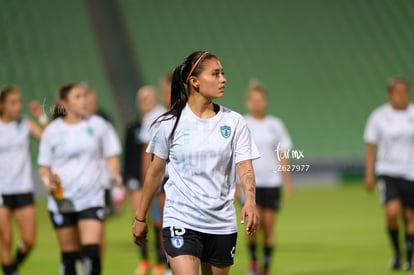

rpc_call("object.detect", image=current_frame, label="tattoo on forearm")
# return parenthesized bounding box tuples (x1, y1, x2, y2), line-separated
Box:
(239, 170, 256, 199)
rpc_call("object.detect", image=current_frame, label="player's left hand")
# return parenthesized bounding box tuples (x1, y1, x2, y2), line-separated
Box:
(110, 173, 123, 187)
(133, 219, 148, 246)
(241, 200, 259, 235)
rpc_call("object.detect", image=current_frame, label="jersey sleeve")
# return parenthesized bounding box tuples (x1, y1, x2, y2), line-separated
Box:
(146, 120, 170, 160)
(139, 121, 151, 144)
(102, 122, 122, 158)
(363, 112, 380, 144)
(234, 118, 260, 164)
(37, 128, 52, 167)
(277, 121, 293, 152)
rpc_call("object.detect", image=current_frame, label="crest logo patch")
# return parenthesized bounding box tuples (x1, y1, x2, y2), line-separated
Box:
(171, 236, 184, 249)
(220, 125, 231, 139)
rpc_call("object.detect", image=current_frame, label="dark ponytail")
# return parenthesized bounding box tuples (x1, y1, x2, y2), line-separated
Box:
(153, 51, 217, 140)
(53, 82, 78, 119)
(0, 85, 18, 116)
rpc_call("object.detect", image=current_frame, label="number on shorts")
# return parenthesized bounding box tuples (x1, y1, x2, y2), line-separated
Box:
(170, 226, 186, 237)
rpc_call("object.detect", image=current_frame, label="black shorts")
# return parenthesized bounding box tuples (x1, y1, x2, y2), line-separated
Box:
(49, 207, 105, 229)
(0, 193, 34, 210)
(256, 187, 281, 210)
(104, 188, 113, 208)
(378, 175, 414, 209)
(160, 176, 168, 194)
(163, 226, 237, 266)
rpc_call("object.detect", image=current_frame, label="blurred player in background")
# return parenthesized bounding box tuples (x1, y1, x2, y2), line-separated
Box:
(160, 71, 173, 108)
(244, 83, 294, 275)
(0, 86, 44, 275)
(84, 86, 124, 216)
(134, 85, 167, 275)
(364, 78, 414, 271)
(123, 89, 147, 274)
(84, 85, 113, 122)
(38, 83, 122, 275)
(133, 51, 260, 275)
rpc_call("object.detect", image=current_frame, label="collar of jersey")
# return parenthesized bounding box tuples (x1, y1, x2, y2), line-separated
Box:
(184, 103, 223, 123)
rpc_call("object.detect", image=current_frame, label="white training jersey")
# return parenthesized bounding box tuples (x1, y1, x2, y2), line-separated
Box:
(147, 104, 260, 234)
(38, 115, 121, 212)
(364, 103, 414, 180)
(244, 115, 292, 187)
(0, 118, 34, 194)
(140, 104, 166, 144)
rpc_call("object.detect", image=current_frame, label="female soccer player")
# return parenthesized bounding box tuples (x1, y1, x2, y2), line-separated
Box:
(364, 78, 414, 271)
(135, 86, 168, 275)
(0, 86, 43, 275)
(244, 83, 294, 275)
(38, 83, 121, 275)
(133, 51, 260, 275)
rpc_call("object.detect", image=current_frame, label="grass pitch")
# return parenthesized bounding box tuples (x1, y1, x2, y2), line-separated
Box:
(15, 183, 401, 274)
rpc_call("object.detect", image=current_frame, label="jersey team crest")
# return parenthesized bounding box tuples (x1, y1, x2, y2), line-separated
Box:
(220, 125, 231, 139)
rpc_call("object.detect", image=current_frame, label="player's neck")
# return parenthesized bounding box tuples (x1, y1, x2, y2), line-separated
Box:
(390, 103, 408, 111)
(251, 112, 266, 120)
(0, 114, 17, 123)
(63, 113, 84, 124)
(187, 94, 215, 119)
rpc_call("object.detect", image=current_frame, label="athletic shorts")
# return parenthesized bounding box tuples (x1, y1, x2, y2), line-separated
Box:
(104, 188, 112, 207)
(377, 175, 414, 209)
(49, 207, 105, 229)
(0, 192, 34, 210)
(163, 226, 237, 266)
(256, 187, 281, 210)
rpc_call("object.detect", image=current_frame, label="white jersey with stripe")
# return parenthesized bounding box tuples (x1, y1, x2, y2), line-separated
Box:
(244, 115, 292, 187)
(38, 115, 121, 212)
(364, 103, 414, 180)
(147, 104, 260, 234)
(0, 118, 33, 194)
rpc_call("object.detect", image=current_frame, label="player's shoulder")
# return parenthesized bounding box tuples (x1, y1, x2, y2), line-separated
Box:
(87, 114, 112, 129)
(87, 114, 106, 124)
(144, 105, 167, 122)
(45, 117, 63, 129)
(42, 117, 63, 136)
(265, 115, 285, 126)
(219, 105, 244, 122)
(152, 114, 176, 130)
(243, 114, 285, 128)
(155, 104, 167, 114)
(369, 103, 391, 119)
(407, 103, 414, 112)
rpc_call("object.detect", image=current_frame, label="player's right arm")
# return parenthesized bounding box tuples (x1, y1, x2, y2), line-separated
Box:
(133, 154, 166, 246)
(364, 143, 376, 192)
